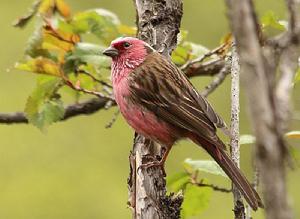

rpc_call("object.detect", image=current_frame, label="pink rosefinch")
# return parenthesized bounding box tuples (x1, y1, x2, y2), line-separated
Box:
(103, 37, 263, 210)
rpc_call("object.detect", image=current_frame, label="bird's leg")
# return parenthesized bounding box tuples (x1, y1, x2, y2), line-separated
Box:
(138, 146, 171, 176)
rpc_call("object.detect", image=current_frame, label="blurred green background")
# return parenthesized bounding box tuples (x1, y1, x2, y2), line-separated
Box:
(0, 0, 299, 218)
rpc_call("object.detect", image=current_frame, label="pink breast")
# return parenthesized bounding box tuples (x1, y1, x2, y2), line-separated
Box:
(113, 78, 178, 146)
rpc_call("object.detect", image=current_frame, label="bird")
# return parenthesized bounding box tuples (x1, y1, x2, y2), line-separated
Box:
(103, 36, 263, 210)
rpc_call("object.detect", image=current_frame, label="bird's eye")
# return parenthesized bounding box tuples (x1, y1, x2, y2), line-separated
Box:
(123, 42, 131, 48)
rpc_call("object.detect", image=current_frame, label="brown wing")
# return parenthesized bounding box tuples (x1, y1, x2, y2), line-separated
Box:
(128, 52, 228, 146)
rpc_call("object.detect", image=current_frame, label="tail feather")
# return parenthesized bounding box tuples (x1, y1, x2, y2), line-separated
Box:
(191, 135, 264, 210)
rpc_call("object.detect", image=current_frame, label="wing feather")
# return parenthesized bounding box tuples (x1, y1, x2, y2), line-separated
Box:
(128, 52, 228, 147)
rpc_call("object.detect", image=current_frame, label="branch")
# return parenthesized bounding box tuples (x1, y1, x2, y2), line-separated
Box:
(225, 0, 297, 218)
(230, 43, 245, 219)
(275, 0, 300, 132)
(184, 57, 225, 78)
(128, 1, 184, 218)
(192, 181, 232, 193)
(76, 69, 112, 88)
(286, 0, 300, 38)
(201, 60, 230, 97)
(0, 97, 113, 124)
(181, 42, 229, 71)
(64, 78, 114, 101)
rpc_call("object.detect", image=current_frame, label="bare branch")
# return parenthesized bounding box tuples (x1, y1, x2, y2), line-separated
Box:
(76, 69, 112, 88)
(230, 43, 245, 219)
(275, 0, 300, 132)
(201, 62, 230, 97)
(105, 109, 120, 128)
(0, 97, 113, 124)
(286, 0, 300, 37)
(192, 181, 232, 193)
(275, 46, 299, 132)
(64, 79, 114, 101)
(180, 42, 229, 71)
(184, 57, 225, 78)
(0, 112, 28, 124)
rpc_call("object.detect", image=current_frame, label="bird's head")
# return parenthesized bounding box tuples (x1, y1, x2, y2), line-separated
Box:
(103, 37, 154, 69)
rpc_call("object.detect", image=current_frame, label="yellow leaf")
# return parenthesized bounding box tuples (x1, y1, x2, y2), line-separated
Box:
(55, 0, 71, 18)
(286, 131, 300, 139)
(16, 57, 61, 77)
(42, 24, 80, 53)
(217, 33, 233, 56)
(42, 35, 74, 52)
(38, 0, 55, 16)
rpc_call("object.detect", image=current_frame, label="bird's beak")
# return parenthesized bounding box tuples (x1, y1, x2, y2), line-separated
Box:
(103, 46, 119, 57)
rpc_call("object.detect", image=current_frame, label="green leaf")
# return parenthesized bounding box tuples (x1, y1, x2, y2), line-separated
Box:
(290, 146, 300, 165)
(73, 42, 106, 55)
(25, 21, 51, 58)
(261, 11, 286, 36)
(167, 171, 190, 192)
(240, 134, 256, 145)
(25, 77, 64, 130)
(172, 38, 209, 66)
(64, 42, 110, 73)
(295, 68, 300, 84)
(189, 42, 209, 57)
(183, 159, 227, 178)
(181, 183, 212, 218)
(172, 43, 191, 65)
(68, 73, 95, 90)
(118, 24, 136, 36)
(71, 9, 120, 44)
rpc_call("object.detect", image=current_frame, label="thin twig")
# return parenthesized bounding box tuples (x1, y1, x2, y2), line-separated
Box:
(189, 171, 232, 193)
(230, 43, 245, 219)
(105, 110, 120, 128)
(76, 69, 112, 88)
(181, 42, 228, 71)
(201, 62, 230, 97)
(64, 78, 115, 101)
(192, 181, 232, 193)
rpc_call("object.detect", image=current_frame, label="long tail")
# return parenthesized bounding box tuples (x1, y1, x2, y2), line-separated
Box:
(191, 134, 264, 210)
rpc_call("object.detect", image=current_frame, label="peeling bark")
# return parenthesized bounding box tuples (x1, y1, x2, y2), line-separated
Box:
(128, 0, 183, 218)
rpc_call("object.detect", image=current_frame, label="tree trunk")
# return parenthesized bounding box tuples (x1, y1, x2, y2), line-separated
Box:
(127, 1, 183, 219)
(225, 0, 300, 219)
